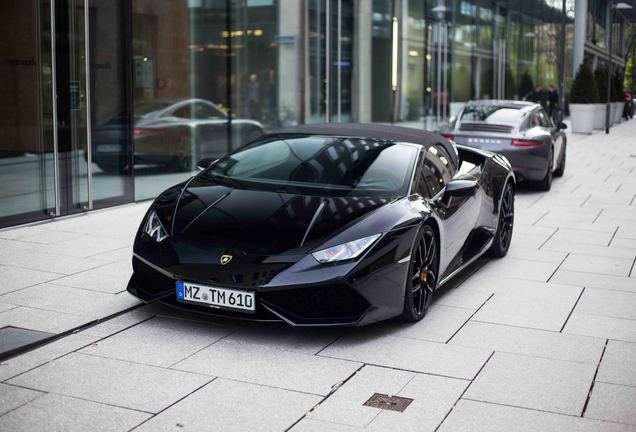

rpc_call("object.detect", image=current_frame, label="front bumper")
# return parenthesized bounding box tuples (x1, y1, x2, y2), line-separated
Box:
(127, 227, 414, 326)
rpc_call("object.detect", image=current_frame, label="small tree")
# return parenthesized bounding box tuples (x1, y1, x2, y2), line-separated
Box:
(613, 70, 624, 102)
(594, 65, 608, 103)
(571, 61, 599, 104)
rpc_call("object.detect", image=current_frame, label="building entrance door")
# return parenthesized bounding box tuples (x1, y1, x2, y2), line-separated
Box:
(0, 0, 132, 229)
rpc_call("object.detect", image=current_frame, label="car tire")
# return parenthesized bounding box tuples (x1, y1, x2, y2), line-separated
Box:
(488, 182, 515, 258)
(401, 224, 438, 322)
(536, 147, 553, 191)
(96, 162, 123, 174)
(553, 143, 566, 177)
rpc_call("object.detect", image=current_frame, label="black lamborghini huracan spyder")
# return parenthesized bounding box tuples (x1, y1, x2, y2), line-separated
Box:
(128, 123, 515, 326)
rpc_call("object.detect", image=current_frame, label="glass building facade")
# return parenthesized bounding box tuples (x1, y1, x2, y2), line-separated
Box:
(0, 0, 631, 228)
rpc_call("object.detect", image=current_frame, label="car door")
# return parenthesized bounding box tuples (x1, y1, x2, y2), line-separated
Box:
(415, 143, 479, 275)
(536, 109, 561, 169)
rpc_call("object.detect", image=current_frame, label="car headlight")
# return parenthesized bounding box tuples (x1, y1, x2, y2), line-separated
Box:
(144, 210, 169, 242)
(312, 234, 381, 263)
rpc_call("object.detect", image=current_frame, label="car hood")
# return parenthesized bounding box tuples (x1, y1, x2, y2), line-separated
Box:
(159, 175, 393, 256)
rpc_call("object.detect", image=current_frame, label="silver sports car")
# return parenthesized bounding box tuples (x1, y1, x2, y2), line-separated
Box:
(440, 100, 566, 190)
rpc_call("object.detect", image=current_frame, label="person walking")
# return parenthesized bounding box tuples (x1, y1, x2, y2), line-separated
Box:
(624, 90, 632, 120)
(524, 85, 545, 107)
(547, 84, 559, 121)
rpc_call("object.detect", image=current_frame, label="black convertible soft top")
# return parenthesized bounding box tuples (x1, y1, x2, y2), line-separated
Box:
(270, 123, 457, 168)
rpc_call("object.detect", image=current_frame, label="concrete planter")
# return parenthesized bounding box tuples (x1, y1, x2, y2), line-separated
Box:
(614, 102, 623, 124)
(569, 104, 596, 134)
(609, 103, 616, 126)
(593, 104, 606, 129)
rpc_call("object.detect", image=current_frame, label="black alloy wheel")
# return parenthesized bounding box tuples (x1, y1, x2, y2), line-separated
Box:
(173, 134, 193, 172)
(402, 224, 438, 321)
(488, 182, 514, 257)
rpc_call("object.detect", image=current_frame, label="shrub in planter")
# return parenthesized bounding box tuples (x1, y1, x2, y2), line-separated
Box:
(594, 66, 610, 128)
(570, 62, 598, 134)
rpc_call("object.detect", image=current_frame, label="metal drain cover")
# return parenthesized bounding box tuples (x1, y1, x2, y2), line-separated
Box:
(0, 326, 54, 359)
(363, 393, 413, 412)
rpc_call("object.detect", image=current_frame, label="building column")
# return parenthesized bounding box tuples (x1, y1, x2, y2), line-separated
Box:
(353, 0, 372, 123)
(573, 0, 588, 77)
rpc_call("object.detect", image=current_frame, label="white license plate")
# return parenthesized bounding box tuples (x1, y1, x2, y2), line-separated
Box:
(176, 281, 255, 312)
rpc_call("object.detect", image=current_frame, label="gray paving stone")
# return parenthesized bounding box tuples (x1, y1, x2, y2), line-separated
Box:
(0, 383, 43, 416)
(611, 237, 636, 249)
(10, 229, 85, 245)
(8, 352, 211, 413)
(449, 321, 605, 364)
(551, 270, 636, 293)
(0, 393, 151, 432)
(438, 399, 634, 432)
(80, 316, 236, 367)
(1, 284, 139, 319)
(0, 306, 89, 334)
(597, 340, 636, 387)
(506, 244, 568, 264)
(291, 419, 363, 432)
(564, 312, 636, 342)
(464, 352, 596, 415)
(0, 333, 97, 381)
(173, 339, 361, 395)
(80, 307, 155, 338)
(575, 288, 636, 320)
(585, 383, 636, 425)
(550, 228, 615, 246)
(470, 280, 583, 331)
(434, 286, 493, 310)
(478, 257, 558, 282)
(225, 324, 344, 355)
(0, 248, 109, 275)
(542, 240, 636, 259)
(535, 207, 600, 228)
(0, 264, 62, 294)
(35, 235, 130, 259)
(307, 365, 468, 431)
(369, 305, 473, 343)
(319, 330, 490, 380)
(135, 378, 320, 432)
(560, 254, 633, 277)
(50, 260, 132, 294)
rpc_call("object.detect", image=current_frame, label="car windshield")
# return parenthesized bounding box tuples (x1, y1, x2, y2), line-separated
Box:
(134, 101, 173, 116)
(460, 106, 528, 124)
(203, 135, 418, 197)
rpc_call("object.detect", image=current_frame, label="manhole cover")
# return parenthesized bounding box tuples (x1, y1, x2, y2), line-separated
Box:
(363, 393, 413, 412)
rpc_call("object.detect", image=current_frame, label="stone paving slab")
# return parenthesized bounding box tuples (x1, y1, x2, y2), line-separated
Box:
(0, 383, 43, 417)
(319, 330, 491, 380)
(173, 339, 362, 396)
(8, 352, 212, 413)
(463, 352, 596, 415)
(0, 393, 151, 432)
(80, 316, 237, 367)
(585, 382, 636, 425)
(438, 399, 635, 432)
(449, 321, 605, 364)
(596, 340, 636, 387)
(134, 378, 321, 432)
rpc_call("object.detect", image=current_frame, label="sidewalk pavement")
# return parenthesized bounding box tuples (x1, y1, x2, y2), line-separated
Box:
(1, 120, 636, 431)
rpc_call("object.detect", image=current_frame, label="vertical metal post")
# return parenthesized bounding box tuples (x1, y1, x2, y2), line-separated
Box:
(84, 0, 93, 209)
(442, 22, 448, 122)
(558, 0, 566, 118)
(336, 0, 341, 122)
(325, 0, 330, 122)
(50, 0, 61, 217)
(606, 3, 613, 134)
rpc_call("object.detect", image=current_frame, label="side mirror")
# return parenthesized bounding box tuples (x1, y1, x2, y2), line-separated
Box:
(197, 158, 215, 171)
(445, 179, 479, 197)
(558, 123, 568, 130)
